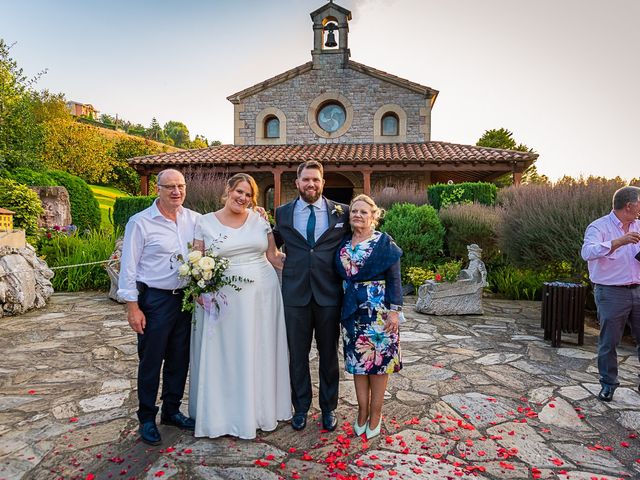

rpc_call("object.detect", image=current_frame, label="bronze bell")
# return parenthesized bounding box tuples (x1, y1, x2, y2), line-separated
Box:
(324, 23, 338, 48)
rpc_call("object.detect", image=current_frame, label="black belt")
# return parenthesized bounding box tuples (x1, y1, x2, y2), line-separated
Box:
(137, 282, 185, 295)
(600, 284, 640, 289)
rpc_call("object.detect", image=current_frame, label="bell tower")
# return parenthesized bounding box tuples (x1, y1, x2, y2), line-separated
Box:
(310, 0, 352, 69)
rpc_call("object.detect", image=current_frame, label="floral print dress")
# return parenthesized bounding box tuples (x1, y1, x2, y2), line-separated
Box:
(336, 231, 403, 375)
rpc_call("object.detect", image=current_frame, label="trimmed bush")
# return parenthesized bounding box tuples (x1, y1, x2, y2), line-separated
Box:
(0, 177, 44, 236)
(113, 195, 156, 230)
(428, 182, 497, 210)
(2, 167, 57, 186)
(380, 203, 445, 267)
(47, 170, 101, 231)
(439, 202, 502, 262)
(497, 178, 623, 282)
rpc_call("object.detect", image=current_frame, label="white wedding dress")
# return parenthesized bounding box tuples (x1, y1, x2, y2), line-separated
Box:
(188, 210, 291, 439)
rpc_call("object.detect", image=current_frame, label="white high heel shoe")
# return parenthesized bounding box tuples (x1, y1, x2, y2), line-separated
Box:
(365, 419, 381, 440)
(353, 418, 367, 436)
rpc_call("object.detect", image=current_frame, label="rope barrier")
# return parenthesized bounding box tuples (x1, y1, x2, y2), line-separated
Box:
(0, 258, 117, 278)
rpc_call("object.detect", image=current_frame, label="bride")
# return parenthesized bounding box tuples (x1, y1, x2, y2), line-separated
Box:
(188, 173, 291, 438)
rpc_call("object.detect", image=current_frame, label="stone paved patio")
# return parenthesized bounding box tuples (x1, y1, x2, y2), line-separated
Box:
(0, 292, 639, 479)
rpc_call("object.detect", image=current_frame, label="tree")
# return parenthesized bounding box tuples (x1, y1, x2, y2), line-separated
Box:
(476, 128, 545, 187)
(146, 117, 163, 141)
(191, 134, 208, 149)
(0, 39, 46, 170)
(42, 118, 113, 183)
(163, 120, 190, 148)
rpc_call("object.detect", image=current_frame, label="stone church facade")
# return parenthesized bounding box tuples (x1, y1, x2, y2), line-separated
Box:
(129, 1, 537, 208)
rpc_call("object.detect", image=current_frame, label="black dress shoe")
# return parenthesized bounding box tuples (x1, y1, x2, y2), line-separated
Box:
(161, 412, 195, 431)
(291, 412, 307, 431)
(139, 421, 161, 445)
(598, 385, 615, 402)
(322, 411, 338, 432)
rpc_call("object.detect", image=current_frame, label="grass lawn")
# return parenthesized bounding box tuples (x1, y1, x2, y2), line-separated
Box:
(89, 184, 129, 230)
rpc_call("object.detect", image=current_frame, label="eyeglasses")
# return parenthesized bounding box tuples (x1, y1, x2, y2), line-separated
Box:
(158, 184, 186, 191)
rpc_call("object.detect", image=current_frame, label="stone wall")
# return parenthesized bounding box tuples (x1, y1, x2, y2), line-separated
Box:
(237, 62, 429, 146)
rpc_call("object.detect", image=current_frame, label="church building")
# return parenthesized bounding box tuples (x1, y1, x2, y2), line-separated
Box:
(128, 1, 537, 208)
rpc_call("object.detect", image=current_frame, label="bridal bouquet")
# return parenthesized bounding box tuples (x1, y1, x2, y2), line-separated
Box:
(174, 244, 252, 313)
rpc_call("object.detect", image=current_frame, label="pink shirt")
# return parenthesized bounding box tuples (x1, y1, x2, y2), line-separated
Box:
(581, 211, 640, 285)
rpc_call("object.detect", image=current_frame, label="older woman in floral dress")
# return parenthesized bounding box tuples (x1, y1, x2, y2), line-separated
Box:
(335, 194, 403, 440)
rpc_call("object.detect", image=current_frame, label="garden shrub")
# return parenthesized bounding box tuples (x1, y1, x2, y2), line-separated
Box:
(371, 183, 428, 210)
(0, 177, 44, 236)
(183, 169, 228, 214)
(2, 167, 57, 186)
(113, 196, 156, 230)
(497, 177, 624, 282)
(439, 202, 502, 262)
(39, 228, 116, 291)
(428, 182, 497, 210)
(487, 264, 554, 301)
(47, 170, 101, 232)
(380, 203, 445, 267)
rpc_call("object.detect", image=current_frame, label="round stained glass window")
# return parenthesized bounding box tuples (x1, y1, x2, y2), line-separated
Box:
(317, 103, 346, 133)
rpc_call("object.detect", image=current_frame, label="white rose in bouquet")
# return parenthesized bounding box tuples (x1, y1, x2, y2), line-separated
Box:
(202, 269, 213, 281)
(198, 256, 216, 272)
(187, 250, 203, 264)
(191, 267, 202, 279)
(178, 264, 191, 276)
(197, 279, 206, 288)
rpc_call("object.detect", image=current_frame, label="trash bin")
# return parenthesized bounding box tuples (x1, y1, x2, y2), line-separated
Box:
(540, 282, 587, 347)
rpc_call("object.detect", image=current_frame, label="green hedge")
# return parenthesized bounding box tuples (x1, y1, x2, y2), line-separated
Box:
(0, 177, 44, 236)
(113, 195, 156, 230)
(380, 203, 445, 267)
(427, 182, 497, 210)
(47, 170, 101, 232)
(2, 167, 57, 186)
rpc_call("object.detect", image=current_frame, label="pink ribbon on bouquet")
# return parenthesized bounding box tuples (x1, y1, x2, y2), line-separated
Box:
(200, 292, 225, 337)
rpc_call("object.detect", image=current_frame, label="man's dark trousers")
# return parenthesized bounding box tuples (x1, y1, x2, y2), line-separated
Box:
(285, 299, 340, 414)
(594, 284, 640, 388)
(136, 285, 191, 423)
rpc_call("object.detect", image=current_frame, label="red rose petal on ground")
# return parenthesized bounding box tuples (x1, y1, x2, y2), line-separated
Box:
(153, 472, 164, 478)
(289, 447, 297, 453)
(69, 417, 79, 423)
(620, 442, 630, 448)
(28, 389, 36, 395)
(86, 475, 95, 480)
(265, 454, 275, 460)
(301, 453, 313, 461)
(254, 460, 269, 467)
(183, 449, 192, 454)
(164, 447, 175, 453)
(388, 470, 397, 476)
(548, 404, 555, 408)
(551, 458, 563, 466)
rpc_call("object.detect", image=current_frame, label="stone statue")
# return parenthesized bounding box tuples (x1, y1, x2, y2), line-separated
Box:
(32, 186, 72, 228)
(415, 244, 488, 315)
(105, 237, 125, 303)
(0, 244, 54, 317)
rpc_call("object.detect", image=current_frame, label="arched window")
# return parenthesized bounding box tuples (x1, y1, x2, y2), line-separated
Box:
(265, 116, 280, 138)
(381, 113, 399, 136)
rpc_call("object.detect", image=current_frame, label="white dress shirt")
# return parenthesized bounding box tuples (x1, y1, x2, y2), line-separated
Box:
(117, 200, 201, 302)
(581, 211, 640, 285)
(293, 197, 329, 243)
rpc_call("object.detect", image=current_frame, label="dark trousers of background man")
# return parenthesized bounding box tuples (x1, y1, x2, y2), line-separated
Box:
(136, 284, 191, 423)
(285, 299, 340, 414)
(594, 284, 640, 388)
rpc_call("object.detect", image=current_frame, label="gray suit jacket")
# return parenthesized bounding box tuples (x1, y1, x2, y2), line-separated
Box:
(274, 197, 350, 307)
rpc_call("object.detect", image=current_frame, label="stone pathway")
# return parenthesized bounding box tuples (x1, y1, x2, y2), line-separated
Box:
(0, 292, 639, 479)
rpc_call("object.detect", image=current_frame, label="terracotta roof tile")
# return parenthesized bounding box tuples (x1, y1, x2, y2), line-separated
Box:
(127, 142, 538, 168)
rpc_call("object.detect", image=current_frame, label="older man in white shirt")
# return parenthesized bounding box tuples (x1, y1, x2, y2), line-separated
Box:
(581, 185, 640, 402)
(118, 169, 200, 445)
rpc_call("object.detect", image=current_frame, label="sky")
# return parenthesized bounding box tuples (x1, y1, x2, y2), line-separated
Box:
(2, 0, 639, 181)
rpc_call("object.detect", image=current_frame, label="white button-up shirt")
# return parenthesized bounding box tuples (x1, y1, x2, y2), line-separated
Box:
(117, 200, 200, 302)
(293, 197, 328, 242)
(581, 211, 640, 285)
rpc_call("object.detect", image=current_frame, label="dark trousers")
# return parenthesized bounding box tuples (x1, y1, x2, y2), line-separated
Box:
(136, 285, 191, 423)
(284, 299, 340, 414)
(594, 284, 640, 388)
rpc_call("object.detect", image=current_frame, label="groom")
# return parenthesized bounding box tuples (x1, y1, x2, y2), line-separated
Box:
(274, 160, 350, 431)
